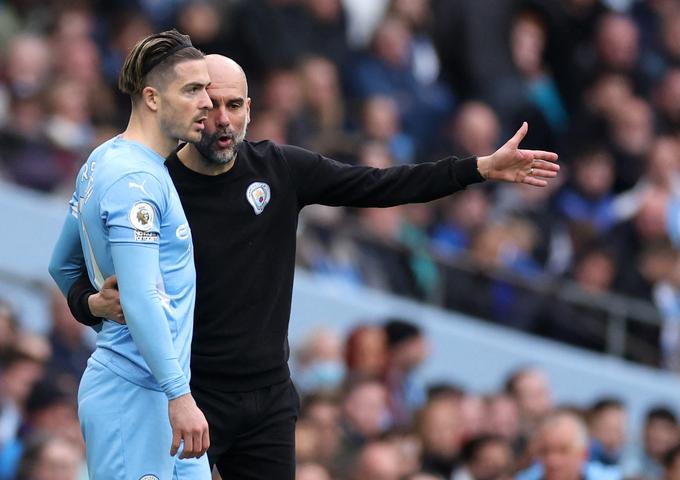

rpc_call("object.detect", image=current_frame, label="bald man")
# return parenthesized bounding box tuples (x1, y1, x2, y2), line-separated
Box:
(67, 55, 559, 478)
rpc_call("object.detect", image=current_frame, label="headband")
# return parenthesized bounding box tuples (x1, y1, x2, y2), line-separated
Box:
(142, 44, 192, 76)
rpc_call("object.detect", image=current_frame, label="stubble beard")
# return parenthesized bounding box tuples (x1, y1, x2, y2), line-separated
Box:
(195, 126, 247, 166)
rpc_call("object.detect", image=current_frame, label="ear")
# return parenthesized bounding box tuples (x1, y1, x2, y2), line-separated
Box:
(246, 97, 252, 125)
(142, 86, 160, 112)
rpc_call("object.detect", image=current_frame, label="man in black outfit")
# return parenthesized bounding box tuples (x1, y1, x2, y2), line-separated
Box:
(66, 55, 559, 478)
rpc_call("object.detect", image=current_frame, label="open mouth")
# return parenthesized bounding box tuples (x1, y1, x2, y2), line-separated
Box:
(217, 135, 233, 148)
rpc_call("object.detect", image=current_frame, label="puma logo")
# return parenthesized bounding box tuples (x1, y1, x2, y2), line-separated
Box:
(128, 180, 148, 196)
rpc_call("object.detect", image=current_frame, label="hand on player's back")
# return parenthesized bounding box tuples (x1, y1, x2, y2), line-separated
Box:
(89, 275, 125, 324)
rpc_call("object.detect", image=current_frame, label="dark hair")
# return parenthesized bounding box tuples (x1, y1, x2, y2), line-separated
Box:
(118, 29, 203, 98)
(384, 318, 421, 348)
(647, 406, 678, 425)
(461, 434, 509, 463)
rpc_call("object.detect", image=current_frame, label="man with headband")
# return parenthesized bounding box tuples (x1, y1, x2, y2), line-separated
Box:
(49, 30, 213, 479)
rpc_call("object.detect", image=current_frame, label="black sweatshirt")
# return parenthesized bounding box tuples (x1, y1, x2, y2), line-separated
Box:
(67, 140, 484, 391)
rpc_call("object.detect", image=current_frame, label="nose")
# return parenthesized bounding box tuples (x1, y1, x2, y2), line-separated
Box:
(198, 88, 211, 111)
(216, 106, 230, 128)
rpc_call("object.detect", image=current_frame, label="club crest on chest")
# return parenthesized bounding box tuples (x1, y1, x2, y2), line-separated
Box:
(246, 182, 271, 215)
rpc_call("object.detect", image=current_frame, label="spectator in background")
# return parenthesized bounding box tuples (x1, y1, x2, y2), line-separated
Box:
(451, 435, 513, 480)
(606, 96, 655, 192)
(0, 349, 45, 480)
(484, 394, 522, 454)
(352, 15, 454, 152)
(555, 146, 617, 234)
(636, 407, 680, 478)
(14, 434, 84, 480)
(519, 410, 616, 480)
(504, 367, 553, 442)
(417, 393, 463, 478)
(431, 188, 490, 258)
(294, 327, 346, 394)
(47, 291, 92, 385)
(296, 461, 332, 480)
(344, 323, 388, 379)
(665, 444, 680, 480)
(655, 68, 680, 135)
(504, 10, 568, 151)
(351, 440, 402, 480)
(587, 398, 628, 466)
(360, 95, 415, 164)
(442, 101, 501, 160)
(0, 302, 18, 356)
(300, 392, 343, 469)
(383, 319, 428, 426)
(337, 376, 391, 473)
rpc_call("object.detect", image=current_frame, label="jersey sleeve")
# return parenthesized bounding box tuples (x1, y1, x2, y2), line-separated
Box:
(281, 144, 484, 208)
(101, 172, 190, 400)
(100, 172, 166, 247)
(48, 190, 86, 297)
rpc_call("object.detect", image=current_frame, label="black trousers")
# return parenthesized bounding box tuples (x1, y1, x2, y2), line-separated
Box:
(192, 378, 300, 479)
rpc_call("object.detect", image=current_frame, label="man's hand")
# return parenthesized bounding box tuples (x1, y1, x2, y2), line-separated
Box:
(476, 122, 559, 187)
(168, 393, 210, 458)
(88, 275, 125, 324)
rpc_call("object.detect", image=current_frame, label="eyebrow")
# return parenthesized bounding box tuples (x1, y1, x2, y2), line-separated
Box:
(208, 96, 245, 105)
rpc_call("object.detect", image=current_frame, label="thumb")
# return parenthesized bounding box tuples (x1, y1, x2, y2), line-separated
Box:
(102, 275, 118, 289)
(507, 122, 528, 148)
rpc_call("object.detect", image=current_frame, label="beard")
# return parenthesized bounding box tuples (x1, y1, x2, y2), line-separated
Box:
(195, 126, 247, 166)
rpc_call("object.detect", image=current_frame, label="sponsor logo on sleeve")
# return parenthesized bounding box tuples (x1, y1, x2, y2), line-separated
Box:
(246, 182, 271, 215)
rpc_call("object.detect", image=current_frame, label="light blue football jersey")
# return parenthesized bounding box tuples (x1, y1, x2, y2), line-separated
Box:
(72, 136, 195, 396)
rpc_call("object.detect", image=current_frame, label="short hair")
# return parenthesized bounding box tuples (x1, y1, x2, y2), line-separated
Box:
(118, 29, 204, 98)
(384, 318, 421, 348)
(538, 410, 589, 449)
(647, 406, 678, 425)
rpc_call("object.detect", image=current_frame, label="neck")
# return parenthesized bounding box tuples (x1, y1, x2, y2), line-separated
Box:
(121, 109, 177, 159)
(177, 143, 236, 176)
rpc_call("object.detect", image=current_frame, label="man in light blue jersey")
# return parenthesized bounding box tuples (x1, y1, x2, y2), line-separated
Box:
(48, 30, 212, 479)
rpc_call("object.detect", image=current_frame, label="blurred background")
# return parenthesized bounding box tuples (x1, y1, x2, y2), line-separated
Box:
(1, 0, 680, 479)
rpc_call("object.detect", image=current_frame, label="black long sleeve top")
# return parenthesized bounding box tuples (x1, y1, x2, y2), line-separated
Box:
(67, 140, 484, 391)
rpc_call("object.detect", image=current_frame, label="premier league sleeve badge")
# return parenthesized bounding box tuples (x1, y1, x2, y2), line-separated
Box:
(246, 182, 271, 215)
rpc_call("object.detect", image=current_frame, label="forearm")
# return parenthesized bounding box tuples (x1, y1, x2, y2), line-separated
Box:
(48, 212, 86, 297)
(288, 142, 484, 207)
(111, 244, 190, 400)
(67, 268, 102, 327)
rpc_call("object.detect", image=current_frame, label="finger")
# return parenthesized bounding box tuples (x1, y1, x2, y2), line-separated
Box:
(506, 122, 528, 148)
(102, 275, 117, 289)
(530, 168, 558, 179)
(522, 150, 559, 162)
(523, 176, 548, 187)
(201, 428, 210, 457)
(531, 159, 560, 171)
(170, 430, 181, 456)
(181, 434, 193, 459)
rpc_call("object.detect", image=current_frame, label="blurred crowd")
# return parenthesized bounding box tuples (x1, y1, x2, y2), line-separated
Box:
(2, 297, 680, 480)
(2, 0, 680, 365)
(1, 0, 680, 476)
(288, 318, 680, 480)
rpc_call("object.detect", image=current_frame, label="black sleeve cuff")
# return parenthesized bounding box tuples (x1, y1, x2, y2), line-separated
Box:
(452, 156, 485, 187)
(67, 270, 102, 327)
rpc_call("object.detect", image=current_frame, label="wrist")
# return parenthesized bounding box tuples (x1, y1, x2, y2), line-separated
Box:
(87, 293, 101, 317)
(476, 155, 492, 180)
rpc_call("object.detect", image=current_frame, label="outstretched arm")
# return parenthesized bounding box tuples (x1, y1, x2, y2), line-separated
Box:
(286, 122, 558, 208)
